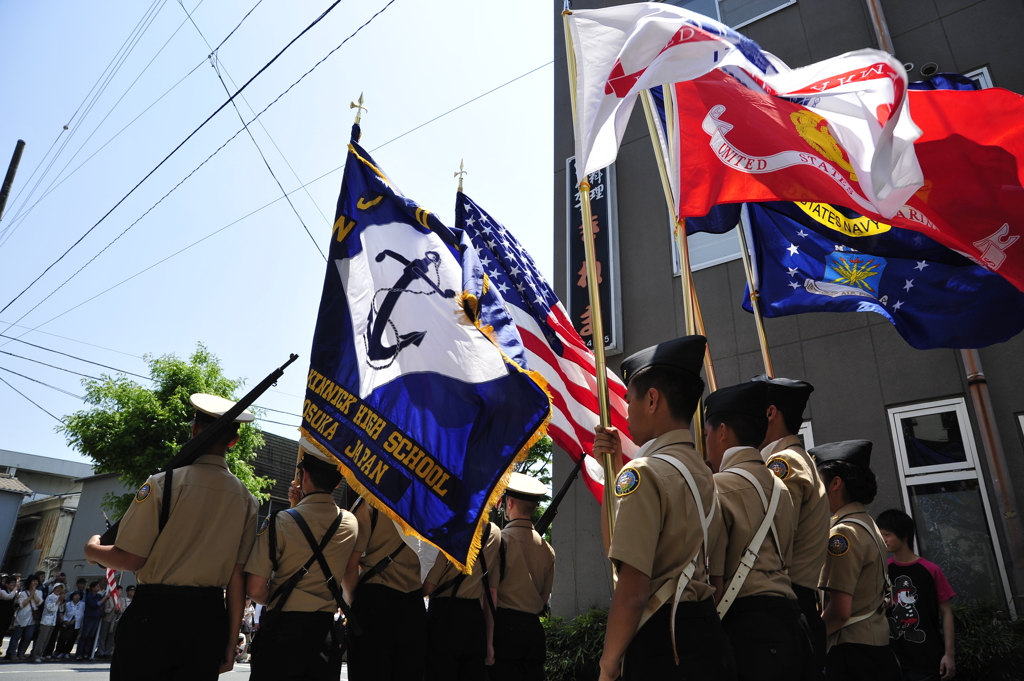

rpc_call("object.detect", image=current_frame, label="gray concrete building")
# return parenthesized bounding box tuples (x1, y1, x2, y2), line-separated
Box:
(550, 0, 1024, 618)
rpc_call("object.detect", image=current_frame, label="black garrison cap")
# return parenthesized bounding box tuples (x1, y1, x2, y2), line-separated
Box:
(704, 381, 769, 423)
(809, 440, 872, 468)
(619, 335, 707, 387)
(751, 375, 814, 416)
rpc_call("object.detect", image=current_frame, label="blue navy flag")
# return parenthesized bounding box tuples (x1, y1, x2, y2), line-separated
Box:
(744, 201, 1024, 349)
(301, 126, 551, 572)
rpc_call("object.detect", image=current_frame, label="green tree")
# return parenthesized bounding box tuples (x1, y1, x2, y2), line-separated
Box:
(59, 343, 273, 517)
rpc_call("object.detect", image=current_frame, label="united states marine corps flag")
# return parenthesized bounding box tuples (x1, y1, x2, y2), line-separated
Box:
(301, 125, 551, 572)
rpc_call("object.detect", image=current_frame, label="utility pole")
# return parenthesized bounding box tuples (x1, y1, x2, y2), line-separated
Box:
(0, 140, 26, 222)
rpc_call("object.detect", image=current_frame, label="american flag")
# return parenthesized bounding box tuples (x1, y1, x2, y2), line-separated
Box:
(105, 568, 120, 610)
(456, 193, 635, 502)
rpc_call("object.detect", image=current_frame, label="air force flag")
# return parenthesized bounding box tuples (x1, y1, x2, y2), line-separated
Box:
(301, 127, 551, 572)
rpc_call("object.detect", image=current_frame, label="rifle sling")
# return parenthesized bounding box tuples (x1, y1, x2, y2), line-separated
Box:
(159, 468, 174, 533)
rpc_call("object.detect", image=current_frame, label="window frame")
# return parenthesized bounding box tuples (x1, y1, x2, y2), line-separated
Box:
(964, 66, 994, 90)
(888, 397, 1014, 612)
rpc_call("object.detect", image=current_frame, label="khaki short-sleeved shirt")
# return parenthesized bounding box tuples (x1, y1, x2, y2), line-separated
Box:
(426, 522, 501, 601)
(762, 436, 830, 590)
(495, 519, 555, 614)
(352, 500, 422, 593)
(710, 447, 797, 600)
(819, 502, 890, 650)
(607, 429, 721, 604)
(244, 493, 358, 613)
(116, 454, 258, 587)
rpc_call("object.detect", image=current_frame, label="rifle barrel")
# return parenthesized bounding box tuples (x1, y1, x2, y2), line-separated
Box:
(534, 460, 582, 535)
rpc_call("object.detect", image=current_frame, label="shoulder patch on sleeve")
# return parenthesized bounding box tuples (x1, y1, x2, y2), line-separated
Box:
(828, 533, 850, 556)
(766, 456, 790, 480)
(134, 483, 152, 503)
(257, 517, 270, 536)
(614, 468, 641, 497)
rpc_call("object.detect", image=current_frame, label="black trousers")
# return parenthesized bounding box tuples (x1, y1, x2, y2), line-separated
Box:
(347, 583, 426, 681)
(426, 597, 486, 681)
(721, 595, 817, 681)
(793, 583, 827, 674)
(249, 610, 341, 681)
(110, 585, 226, 681)
(487, 608, 545, 681)
(624, 598, 736, 681)
(825, 643, 902, 681)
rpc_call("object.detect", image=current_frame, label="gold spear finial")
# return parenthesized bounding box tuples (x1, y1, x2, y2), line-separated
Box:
(350, 92, 367, 125)
(454, 159, 467, 192)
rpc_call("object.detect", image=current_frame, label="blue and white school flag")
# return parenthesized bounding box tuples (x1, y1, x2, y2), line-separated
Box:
(301, 126, 551, 572)
(745, 201, 1024, 349)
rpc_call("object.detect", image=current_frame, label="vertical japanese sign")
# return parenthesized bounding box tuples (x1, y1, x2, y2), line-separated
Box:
(565, 158, 623, 356)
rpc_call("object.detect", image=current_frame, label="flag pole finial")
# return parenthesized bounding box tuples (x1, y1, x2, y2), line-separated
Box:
(350, 92, 367, 125)
(455, 159, 467, 192)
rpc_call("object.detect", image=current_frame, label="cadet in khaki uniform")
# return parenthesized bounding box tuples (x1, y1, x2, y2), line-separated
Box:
(85, 394, 259, 680)
(343, 495, 424, 681)
(705, 382, 814, 681)
(489, 473, 555, 681)
(752, 374, 830, 669)
(244, 438, 357, 680)
(593, 335, 735, 681)
(423, 517, 501, 680)
(813, 440, 901, 681)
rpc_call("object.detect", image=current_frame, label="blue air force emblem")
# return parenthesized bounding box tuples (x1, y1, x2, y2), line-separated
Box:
(615, 468, 641, 497)
(805, 251, 887, 300)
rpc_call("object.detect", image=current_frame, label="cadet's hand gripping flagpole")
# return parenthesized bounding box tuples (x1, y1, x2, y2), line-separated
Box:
(564, 10, 616, 539)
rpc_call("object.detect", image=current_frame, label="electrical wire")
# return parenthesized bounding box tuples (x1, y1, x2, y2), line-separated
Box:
(0, 375, 66, 423)
(0, 320, 145, 359)
(182, 5, 326, 260)
(0, 0, 168, 227)
(3, 0, 169, 233)
(0, 366, 85, 400)
(0, 1, 207, 248)
(0, 334, 303, 419)
(0, 334, 151, 379)
(213, 0, 265, 52)
(2, 57, 551, 343)
(0, 0, 354, 319)
(0, 351, 100, 380)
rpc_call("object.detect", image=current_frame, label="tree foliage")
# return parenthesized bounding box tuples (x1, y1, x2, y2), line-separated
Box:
(59, 344, 273, 517)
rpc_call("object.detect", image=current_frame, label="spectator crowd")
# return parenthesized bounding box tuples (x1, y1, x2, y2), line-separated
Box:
(0, 570, 134, 662)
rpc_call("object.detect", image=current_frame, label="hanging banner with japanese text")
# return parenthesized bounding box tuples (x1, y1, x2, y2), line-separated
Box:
(565, 157, 623, 355)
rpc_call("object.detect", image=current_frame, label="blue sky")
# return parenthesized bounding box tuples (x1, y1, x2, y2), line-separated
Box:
(0, 0, 554, 463)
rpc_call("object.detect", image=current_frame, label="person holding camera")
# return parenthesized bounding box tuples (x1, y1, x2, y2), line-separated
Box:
(0, 576, 18, 657)
(7, 574, 42, 660)
(34, 582, 65, 660)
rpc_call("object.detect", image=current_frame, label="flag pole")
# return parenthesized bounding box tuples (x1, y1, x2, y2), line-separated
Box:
(455, 159, 467, 193)
(564, 10, 616, 538)
(640, 89, 714, 456)
(738, 204, 774, 377)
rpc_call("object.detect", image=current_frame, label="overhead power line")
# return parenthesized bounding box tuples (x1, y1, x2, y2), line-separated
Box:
(0, 366, 85, 400)
(0, 350, 101, 380)
(2, 58, 552, 342)
(0, 374, 65, 423)
(0, 0, 354, 319)
(0, 334, 151, 379)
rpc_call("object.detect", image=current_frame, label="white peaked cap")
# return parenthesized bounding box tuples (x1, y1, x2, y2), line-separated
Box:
(189, 393, 255, 423)
(505, 472, 549, 501)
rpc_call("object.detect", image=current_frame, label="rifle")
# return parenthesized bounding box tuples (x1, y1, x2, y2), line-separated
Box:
(534, 460, 581, 536)
(99, 353, 299, 546)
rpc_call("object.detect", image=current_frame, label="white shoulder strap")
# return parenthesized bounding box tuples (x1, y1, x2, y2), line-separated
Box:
(715, 469, 783, 619)
(724, 467, 786, 570)
(835, 516, 891, 627)
(633, 453, 715, 665)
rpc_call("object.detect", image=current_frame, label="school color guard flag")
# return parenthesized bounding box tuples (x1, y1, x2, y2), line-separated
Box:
(301, 126, 550, 572)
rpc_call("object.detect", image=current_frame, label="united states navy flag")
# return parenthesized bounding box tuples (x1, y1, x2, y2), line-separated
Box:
(745, 202, 1024, 349)
(301, 126, 551, 572)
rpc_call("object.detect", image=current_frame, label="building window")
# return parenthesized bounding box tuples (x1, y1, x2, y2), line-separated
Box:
(964, 67, 993, 90)
(665, 0, 796, 28)
(888, 398, 1014, 610)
